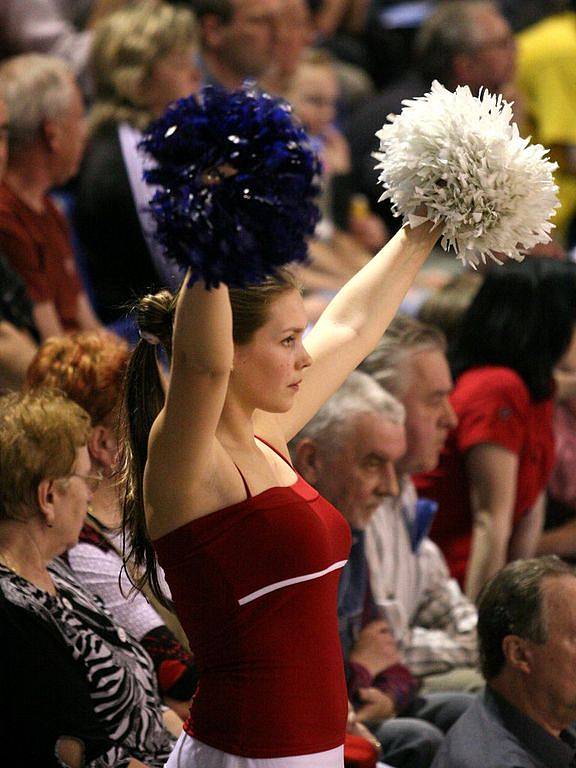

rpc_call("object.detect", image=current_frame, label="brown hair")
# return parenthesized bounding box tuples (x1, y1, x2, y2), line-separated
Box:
(121, 270, 300, 606)
(0, 390, 91, 521)
(25, 330, 130, 426)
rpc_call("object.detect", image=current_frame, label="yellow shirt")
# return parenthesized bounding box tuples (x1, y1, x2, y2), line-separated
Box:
(516, 12, 576, 241)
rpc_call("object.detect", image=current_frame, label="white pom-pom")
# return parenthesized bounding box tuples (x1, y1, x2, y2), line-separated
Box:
(373, 81, 560, 267)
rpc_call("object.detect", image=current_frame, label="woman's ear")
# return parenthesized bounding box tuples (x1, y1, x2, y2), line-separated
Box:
(37, 478, 57, 528)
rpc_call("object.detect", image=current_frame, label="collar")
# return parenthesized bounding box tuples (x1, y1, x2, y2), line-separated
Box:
(486, 686, 576, 768)
(398, 476, 437, 552)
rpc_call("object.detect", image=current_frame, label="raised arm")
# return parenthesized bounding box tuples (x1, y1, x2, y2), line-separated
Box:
(276, 222, 439, 441)
(145, 280, 233, 536)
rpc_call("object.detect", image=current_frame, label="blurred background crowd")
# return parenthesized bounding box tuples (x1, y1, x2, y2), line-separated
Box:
(2, 1, 576, 767)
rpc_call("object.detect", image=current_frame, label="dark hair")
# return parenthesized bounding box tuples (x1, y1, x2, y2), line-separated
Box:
(478, 556, 575, 679)
(188, 0, 233, 23)
(120, 270, 300, 606)
(450, 258, 576, 401)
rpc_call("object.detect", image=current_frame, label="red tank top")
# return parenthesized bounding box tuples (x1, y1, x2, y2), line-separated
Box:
(153, 439, 351, 758)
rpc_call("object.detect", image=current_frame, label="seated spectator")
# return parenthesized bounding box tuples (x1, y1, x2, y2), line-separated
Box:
(26, 330, 197, 720)
(432, 556, 576, 768)
(415, 259, 576, 600)
(75, 0, 200, 324)
(192, 0, 282, 90)
(359, 316, 481, 692)
(345, 0, 517, 236)
(292, 372, 474, 768)
(537, 328, 576, 561)
(0, 0, 92, 90)
(0, 54, 102, 339)
(261, 0, 315, 95)
(0, 91, 38, 388)
(0, 389, 175, 766)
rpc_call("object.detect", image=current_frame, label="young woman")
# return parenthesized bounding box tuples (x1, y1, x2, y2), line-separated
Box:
(121, 206, 439, 766)
(415, 258, 576, 600)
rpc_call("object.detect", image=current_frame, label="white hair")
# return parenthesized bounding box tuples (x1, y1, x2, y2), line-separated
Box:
(291, 370, 405, 451)
(0, 54, 75, 150)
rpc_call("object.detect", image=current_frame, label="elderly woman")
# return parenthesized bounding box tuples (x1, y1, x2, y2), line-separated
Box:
(26, 330, 197, 720)
(0, 389, 176, 767)
(75, 0, 200, 325)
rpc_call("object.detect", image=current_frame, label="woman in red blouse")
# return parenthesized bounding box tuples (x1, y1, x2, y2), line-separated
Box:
(416, 258, 576, 600)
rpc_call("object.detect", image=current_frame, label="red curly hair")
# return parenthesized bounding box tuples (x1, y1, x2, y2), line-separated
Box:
(26, 331, 130, 427)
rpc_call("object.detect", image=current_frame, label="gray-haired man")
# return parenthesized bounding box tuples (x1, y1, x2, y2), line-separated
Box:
(359, 316, 480, 692)
(292, 372, 473, 768)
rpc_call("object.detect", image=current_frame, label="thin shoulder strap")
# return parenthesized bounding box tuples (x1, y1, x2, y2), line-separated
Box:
(255, 435, 295, 469)
(233, 462, 252, 499)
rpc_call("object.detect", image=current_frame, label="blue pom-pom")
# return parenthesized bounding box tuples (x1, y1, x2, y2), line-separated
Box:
(140, 84, 321, 288)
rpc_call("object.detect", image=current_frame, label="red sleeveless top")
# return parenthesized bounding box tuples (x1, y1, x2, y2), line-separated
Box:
(153, 439, 351, 758)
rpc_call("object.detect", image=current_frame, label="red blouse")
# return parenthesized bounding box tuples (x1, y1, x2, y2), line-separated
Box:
(415, 366, 555, 585)
(154, 443, 351, 758)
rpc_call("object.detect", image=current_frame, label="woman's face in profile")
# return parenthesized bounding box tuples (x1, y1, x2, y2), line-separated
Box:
(146, 44, 202, 118)
(52, 445, 94, 553)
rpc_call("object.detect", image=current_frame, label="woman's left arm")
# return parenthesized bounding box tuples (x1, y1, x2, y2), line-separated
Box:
(277, 222, 439, 441)
(508, 492, 545, 561)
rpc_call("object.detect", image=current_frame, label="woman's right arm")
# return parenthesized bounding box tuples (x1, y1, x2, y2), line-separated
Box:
(145, 280, 233, 529)
(464, 444, 519, 602)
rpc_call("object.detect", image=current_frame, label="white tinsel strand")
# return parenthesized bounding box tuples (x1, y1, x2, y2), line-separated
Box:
(373, 81, 560, 267)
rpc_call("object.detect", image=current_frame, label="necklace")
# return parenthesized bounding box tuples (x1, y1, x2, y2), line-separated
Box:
(0, 548, 19, 574)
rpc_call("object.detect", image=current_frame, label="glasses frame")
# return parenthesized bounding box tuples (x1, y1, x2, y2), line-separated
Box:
(65, 471, 104, 493)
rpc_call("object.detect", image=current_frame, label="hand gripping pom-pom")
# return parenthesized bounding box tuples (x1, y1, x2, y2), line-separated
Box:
(373, 81, 560, 268)
(140, 84, 321, 288)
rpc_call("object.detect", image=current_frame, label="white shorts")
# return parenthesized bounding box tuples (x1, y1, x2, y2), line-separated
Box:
(164, 731, 344, 768)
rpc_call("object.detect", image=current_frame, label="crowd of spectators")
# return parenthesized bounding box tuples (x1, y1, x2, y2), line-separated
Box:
(1, 1, 576, 767)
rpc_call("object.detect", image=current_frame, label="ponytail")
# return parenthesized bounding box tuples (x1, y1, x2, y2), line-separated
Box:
(119, 289, 176, 608)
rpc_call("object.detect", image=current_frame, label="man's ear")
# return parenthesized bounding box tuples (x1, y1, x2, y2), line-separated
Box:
(502, 634, 532, 675)
(293, 438, 322, 485)
(37, 478, 57, 529)
(41, 117, 60, 154)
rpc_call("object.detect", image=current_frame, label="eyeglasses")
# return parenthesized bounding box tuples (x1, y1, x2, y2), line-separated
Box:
(67, 471, 104, 493)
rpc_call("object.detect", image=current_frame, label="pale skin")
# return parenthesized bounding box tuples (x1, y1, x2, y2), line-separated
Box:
(464, 445, 544, 602)
(144, 222, 440, 541)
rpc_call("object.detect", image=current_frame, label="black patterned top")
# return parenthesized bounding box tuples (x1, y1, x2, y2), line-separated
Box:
(0, 557, 175, 767)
